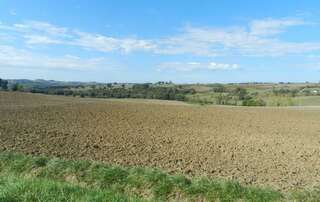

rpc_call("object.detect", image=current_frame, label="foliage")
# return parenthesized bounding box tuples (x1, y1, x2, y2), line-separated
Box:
(11, 83, 24, 91)
(0, 78, 8, 90)
(210, 84, 226, 93)
(242, 97, 267, 106)
(30, 84, 194, 102)
(4, 79, 320, 107)
(272, 88, 299, 97)
(234, 87, 248, 100)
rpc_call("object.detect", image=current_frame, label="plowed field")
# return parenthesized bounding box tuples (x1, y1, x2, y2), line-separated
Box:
(1, 92, 320, 191)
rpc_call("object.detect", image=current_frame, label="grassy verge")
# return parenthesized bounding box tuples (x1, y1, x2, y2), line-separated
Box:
(0, 152, 318, 201)
(0, 174, 141, 202)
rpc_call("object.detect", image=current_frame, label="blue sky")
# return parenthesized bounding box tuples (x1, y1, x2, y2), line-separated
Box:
(1, 0, 320, 83)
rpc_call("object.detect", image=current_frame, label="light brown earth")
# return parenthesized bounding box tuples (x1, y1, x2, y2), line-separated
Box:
(1, 92, 320, 191)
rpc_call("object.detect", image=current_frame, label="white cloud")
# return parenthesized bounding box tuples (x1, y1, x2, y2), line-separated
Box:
(24, 35, 64, 45)
(157, 19, 320, 56)
(13, 21, 68, 36)
(0, 45, 105, 70)
(1, 21, 155, 53)
(0, 32, 14, 41)
(1, 18, 320, 57)
(249, 18, 305, 36)
(158, 62, 239, 72)
(73, 32, 155, 53)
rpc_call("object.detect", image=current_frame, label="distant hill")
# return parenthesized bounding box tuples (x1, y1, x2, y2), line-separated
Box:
(7, 79, 101, 90)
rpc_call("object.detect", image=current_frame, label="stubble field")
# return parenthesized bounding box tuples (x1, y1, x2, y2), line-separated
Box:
(1, 92, 320, 191)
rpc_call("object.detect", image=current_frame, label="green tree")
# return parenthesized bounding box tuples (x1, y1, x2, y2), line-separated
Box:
(106, 83, 112, 88)
(12, 83, 23, 91)
(242, 98, 266, 106)
(0, 79, 8, 90)
(234, 87, 247, 100)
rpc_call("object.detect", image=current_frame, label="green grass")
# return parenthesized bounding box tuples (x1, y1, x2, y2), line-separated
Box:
(0, 175, 142, 202)
(185, 92, 217, 105)
(0, 152, 319, 201)
(262, 96, 295, 106)
(293, 96, 320, 106)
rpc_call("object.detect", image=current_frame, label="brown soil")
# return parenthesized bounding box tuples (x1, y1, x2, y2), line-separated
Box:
(1, 92, 320, 191)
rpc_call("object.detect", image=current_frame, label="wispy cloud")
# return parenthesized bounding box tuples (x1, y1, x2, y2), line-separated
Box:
(249, 18, 305, 36)
(1, 18, 320, 57)
(158, 62, 239, 72)
(157, 19, 320, 56)
(24, 35, 64, 45)
(0, 45, 105, 70)
(13, 21, 68, 36)
(1, 20, 154, 53)
(73, 31, 156, 53)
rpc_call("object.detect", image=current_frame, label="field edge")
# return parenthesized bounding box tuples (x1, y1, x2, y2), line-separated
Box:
(0, 152, 284, 201)
(1, 152, 320, 201)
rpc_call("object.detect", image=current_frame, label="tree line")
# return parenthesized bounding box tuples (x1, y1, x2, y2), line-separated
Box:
(30, 83, 195, 101)
(0, 78, 24, 91)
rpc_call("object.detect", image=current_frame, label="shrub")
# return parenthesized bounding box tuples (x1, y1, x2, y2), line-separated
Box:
(242, 98, 266, 106)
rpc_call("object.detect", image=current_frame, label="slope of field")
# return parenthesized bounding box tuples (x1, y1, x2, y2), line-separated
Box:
(1, 92, 320, 191)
